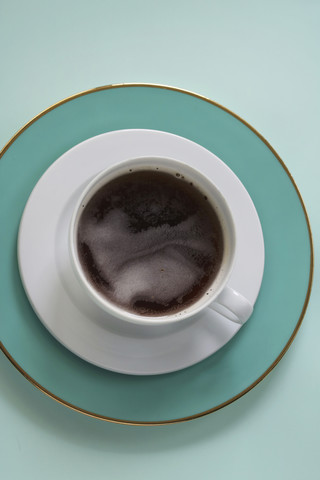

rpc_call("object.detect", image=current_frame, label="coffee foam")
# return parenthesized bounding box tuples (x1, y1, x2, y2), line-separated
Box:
(77, 170, 224, 315)
(79, 208, 219, 309)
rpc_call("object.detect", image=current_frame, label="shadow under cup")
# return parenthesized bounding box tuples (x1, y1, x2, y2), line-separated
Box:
(69, 157, 236, 326)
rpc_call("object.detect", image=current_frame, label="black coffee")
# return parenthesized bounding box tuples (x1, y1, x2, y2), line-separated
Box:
(77, 170, 224, 316)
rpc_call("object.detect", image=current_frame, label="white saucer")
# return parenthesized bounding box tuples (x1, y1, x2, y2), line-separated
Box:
(18, 129, 264, 375)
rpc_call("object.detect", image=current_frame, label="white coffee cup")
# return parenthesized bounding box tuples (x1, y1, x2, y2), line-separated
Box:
(69, 157, 253, 326)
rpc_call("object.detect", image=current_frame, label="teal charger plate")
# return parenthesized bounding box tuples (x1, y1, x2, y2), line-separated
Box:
(0, 84, 313, 425)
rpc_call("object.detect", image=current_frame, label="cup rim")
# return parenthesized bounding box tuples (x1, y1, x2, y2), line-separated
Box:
(69, 156, 236, 326)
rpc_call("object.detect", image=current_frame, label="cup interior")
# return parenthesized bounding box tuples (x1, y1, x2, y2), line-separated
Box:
(69, 157, 236, 325)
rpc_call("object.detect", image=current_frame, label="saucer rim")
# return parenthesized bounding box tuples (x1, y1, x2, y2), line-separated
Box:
(0, 83, 314, 426)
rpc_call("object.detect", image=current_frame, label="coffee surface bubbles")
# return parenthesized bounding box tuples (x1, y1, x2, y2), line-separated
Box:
(77, 170, 223, 316)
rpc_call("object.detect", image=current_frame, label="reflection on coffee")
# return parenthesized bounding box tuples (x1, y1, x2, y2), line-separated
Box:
(77, 170, 224, 316)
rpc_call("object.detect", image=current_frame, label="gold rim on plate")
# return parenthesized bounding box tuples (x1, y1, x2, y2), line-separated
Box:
(0, 83, 314, 426)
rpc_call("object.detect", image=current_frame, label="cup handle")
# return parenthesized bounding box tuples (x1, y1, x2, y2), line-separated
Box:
(208, 286, 253, 325)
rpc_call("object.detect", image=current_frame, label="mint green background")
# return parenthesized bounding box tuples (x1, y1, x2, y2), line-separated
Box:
(0, 1, 318, 479)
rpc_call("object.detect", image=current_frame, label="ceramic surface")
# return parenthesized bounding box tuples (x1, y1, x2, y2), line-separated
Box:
(18, 130, 264, 374)
(69, 155, 252, 326)
(0, 85, 312, 424)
